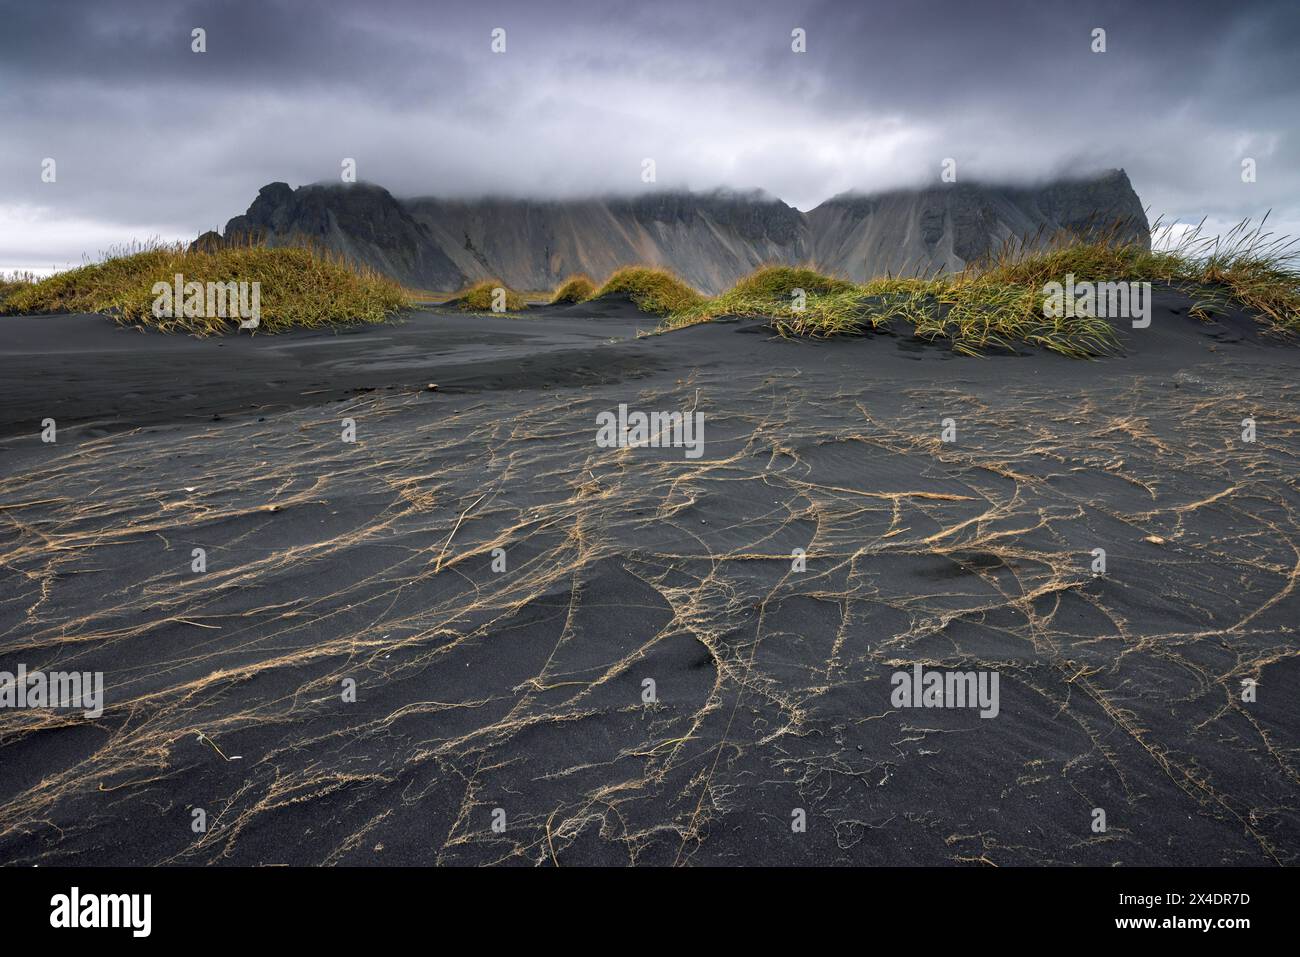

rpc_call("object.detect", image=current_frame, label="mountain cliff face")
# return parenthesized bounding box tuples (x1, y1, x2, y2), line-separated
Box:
(198, 182, 465, 289)
(198, 170, 1147, 293)
(400, 190, 809, 293)
(807, 170, 1150, 278)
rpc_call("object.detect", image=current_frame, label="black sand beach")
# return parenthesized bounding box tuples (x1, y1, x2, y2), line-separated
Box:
(1, 292, 1297, 866)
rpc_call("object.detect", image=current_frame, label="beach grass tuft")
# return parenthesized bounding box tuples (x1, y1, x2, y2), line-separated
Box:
(457, 279, 527, 313)
(666, 264, 854, 326)
(0, 270, 37, 308)
(593, 266, 704, 314)
(550, 274, 597, 304)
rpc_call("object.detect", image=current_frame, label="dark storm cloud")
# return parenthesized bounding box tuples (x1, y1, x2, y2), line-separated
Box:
(1, 0, 1297, 269)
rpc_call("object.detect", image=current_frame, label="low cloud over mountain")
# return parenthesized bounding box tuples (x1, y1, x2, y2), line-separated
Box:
(1, 0, 1295, 271)
(198, 171, 1148, 292)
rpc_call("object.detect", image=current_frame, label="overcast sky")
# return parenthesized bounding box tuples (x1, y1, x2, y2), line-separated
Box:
(2, 0, 1297, 272)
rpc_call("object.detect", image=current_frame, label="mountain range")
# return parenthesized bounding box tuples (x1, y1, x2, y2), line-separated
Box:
(195, 170, 1149, 294)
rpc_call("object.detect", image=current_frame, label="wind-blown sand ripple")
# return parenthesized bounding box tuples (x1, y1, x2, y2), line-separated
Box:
(0, 299, 1297, 866)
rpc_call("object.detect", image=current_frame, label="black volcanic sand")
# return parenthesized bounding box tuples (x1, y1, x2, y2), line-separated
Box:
(0, 288, 1297, 866)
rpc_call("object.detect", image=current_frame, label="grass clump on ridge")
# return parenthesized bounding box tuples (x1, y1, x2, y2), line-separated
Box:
(984, 215, 1300, 334)
(0, 270, 37, 308)
(667, 264, 855, 326)
(593, 266, 704, 313)
(550, 274, 596, 304)
(457, 279, 527, 313)
(730, 264, 856, 298)
(659, 217, 1300, 358)
(1, 241, 406, 334)
(670, 267, 1120, 358)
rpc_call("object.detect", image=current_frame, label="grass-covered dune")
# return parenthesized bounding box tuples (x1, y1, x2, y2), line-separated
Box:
(660, 219, 1300, 357)
(665, 264, 1121, 357)
(543, 266, 702, 313)
(590, 266, 704, 313)
(0, 242, 406, 334)
(0, 270, 37, 308)
(452, 279, 528, 313)
(550, 274, 597, 304)
(547, 264, 831, 316)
